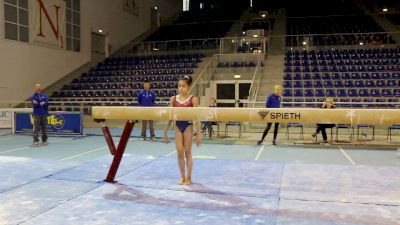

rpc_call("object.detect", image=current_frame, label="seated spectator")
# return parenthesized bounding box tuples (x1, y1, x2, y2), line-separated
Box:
(201, 98, 217, 138)
(312, 97, 336, 143)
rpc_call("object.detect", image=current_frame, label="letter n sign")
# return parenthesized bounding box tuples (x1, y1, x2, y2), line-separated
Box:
(30, 0, 66, 49)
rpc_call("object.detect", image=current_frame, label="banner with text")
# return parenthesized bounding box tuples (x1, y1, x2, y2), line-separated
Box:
(15, 112, 83, 136)
(29, 0, 67, 49)
(0, 110, 12, 128)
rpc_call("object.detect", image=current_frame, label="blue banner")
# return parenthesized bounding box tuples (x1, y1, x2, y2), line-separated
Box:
(15, 112, 83, 136)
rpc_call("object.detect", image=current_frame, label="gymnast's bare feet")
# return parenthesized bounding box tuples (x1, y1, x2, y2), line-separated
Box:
(184, 177, 192, 185)
(178, 178, 185, 185)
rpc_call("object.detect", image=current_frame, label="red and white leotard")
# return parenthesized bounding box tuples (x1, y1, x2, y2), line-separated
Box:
(173, 95, 194, 133)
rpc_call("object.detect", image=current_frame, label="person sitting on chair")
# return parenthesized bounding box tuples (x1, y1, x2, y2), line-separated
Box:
(312, 97, 335, 143)
(201, 98, 217, 138)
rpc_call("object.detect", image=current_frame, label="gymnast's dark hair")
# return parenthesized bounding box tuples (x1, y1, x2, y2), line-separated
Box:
(179, 75, 192, 86)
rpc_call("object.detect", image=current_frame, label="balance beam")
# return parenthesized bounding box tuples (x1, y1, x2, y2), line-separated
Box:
(92, 106, 400, 183)
(92, 106, 400, 125)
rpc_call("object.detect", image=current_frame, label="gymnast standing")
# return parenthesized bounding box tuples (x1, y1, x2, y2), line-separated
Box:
(164, 75, 201, 185)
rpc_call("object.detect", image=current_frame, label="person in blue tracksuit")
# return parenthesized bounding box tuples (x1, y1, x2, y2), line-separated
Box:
(137, 81, 156, 141)
(257, 85, 283, 145)
(31, 83, 49, 146)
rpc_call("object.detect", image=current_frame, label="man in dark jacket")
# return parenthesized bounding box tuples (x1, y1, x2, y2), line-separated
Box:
(137, 81, 156, 141)
(31, 83, 49, 146)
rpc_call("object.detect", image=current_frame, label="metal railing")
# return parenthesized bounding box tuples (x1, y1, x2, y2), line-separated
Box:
(0, 100, 170, 114)
(126, 38, 221, 55)
(246, 55, 264, 108)
(190, 53, 264, 101)
(268, 31, 400, 52)
(250, 100, 400, 109)
(190, 55, 218, 98)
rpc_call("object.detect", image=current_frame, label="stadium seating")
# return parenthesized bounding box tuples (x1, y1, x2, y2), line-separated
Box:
(282, 48, 400, 107)
(286, 16, 394, 46)
(50, 54, 204, 113)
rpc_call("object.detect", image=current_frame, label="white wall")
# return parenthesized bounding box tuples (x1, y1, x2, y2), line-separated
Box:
(86, 0, 180, 53)
(0, 0, 180, 103)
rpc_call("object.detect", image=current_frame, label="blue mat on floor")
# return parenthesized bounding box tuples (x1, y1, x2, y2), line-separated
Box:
(280, 163, 400, 205)
(0, 156, 77, 193)
(0, 178, 98, 225)
(20, 183, 278, 225)
(118, 157, 285, 197)
(49, 155, 157, 183)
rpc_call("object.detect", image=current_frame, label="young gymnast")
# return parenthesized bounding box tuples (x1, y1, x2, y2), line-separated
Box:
(164, 75, 201, 185)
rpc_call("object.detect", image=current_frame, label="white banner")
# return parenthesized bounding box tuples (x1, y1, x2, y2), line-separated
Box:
(0, 110, 12, 128)
(29, 0, 66, 49)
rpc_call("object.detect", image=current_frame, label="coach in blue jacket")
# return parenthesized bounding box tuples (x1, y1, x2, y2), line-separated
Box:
(257, 85, 283, 145)
(138, 81, 156, 141)
(31, 83, 49, 146)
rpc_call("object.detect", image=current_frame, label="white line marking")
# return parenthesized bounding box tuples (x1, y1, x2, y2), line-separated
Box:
(0, 138, 73, 153)
(255, 144, 265, 160)
(59, 138, 136, 161)
(51, 138, 74, 144)
(193, 155, 216, 159)
(339, 147, 356, 165)
(165, 150, 176, 156)
(0, 146, 29, 153)
(60, 146, 108, 161)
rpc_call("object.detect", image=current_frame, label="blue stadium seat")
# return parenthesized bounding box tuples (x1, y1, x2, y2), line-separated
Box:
(334, 80, 344, 87)
(293, 74, 302, 80)
(344, 80, 354, 87)
(365, 80, 376, 87)
(355, 80, 365, 87)
(283, 89, 293, 97)
(293, 81, 302, 88)
(315, 89, 325, 97)
(326, 89, 336, 97)
(324, 81, 333, 88)
(382, 89, 393, 97)
(394, 89, 400, 97)
(303, 73, 312, 80)
(283, 81, 292, 88)
(304, 80, 313, 88)
(370, 89, 381, 97)
(304, 89, 314, 97)
(294, 89, 304, 97)
(359, 89, 370, 97)
(314, 81, 323, 88)
(348, 89, 358, 97)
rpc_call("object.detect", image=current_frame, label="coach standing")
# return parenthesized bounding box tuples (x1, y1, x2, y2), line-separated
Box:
(138, 81, 156, 141)
(31, 83, 49, 146)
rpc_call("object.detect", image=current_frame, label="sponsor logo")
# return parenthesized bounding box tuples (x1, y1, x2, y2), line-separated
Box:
(30, 114, 65, 129)
(258, 110, 301, 120)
